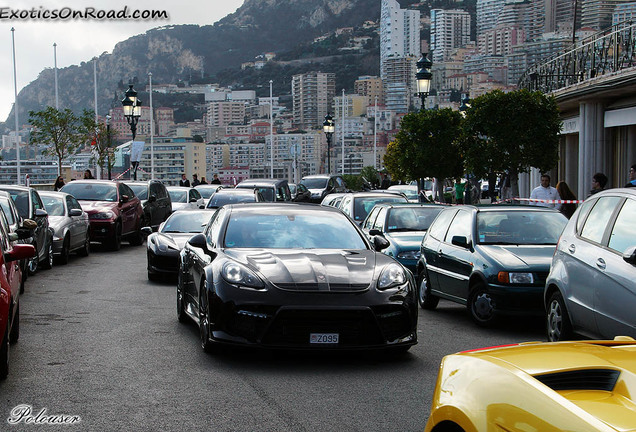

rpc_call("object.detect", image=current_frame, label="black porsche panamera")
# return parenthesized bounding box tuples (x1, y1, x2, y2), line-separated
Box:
(177, 203, 418, 353)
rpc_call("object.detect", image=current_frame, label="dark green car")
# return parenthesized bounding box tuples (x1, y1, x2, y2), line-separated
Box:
(416, 205, 568, 326)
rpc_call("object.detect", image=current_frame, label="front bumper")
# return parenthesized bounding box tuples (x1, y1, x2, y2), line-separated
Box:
(88, 220, 116, 241)
(147, 250, 179, 275)
(486, 283, 545, 316)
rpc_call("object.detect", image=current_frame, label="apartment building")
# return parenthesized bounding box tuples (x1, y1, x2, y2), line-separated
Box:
(380, 0, 421, 81)
(207, 101, 246, 128)
(431, 9, 472, 62)
(291, 72, 336, 130)
(354, 76, 385, 106)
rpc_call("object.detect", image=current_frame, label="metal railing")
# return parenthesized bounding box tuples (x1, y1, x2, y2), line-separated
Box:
(518, 20, 636, 92)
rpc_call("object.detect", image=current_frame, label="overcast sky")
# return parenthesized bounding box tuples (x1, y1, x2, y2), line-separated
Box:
(0, 0, 244, 121)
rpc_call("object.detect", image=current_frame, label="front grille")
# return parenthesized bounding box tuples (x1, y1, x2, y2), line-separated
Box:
(534, 369, 620, 391)
(534, 271, 549, 286)
(261, 309, 384, 346)
(151, 254, 178, 272)
(275, 282, 369, 292)
(372, 305, 413, 342)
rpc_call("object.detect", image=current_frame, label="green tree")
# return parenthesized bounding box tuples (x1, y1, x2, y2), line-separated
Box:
(29, 107, 91, 176)
(461, 89, 562, 197)
(359, 166, 380, 188)
(81, 113, 118, 178)
(384, 108, 464, 202)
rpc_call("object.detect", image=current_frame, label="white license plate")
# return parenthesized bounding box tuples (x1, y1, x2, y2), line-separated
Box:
(310, 333, 339, 344)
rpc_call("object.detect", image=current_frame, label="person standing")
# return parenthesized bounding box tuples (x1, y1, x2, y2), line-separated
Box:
(556, 181, 577, 219)
(625, 164, 636, 187)
(199, 177, 208, 185)
(530, 174, 561, 209)
(84, 169, 94, 179)
(454, 179, 465, 204)
(211, 174, 222, 185)
(179, 174, 190, 187)
(192, 174, 201, 187)
(53, 176, 65, 191)
(589, 172, 608, 196)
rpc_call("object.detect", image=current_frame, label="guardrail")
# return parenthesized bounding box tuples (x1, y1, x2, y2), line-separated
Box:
(518, 20, 636, 92)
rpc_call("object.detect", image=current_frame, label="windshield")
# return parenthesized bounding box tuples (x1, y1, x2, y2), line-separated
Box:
(127, 184, 148, 200)
(61, 183, 117, 202)
(224, 211, 367, 249)
(300, 178, 328, 189)
(168, 190, 188, 203)
(354, 196, 408, 221)
(207, 192, 256, 208)
(289, 184, 297, 194)
(477, 211, 568, 245)
(195, 186, 218, 199)
(0, 198, 16, 225)
(161, 211, 213, 233)
(41, 196, 65, 217)
(1, 189, 29, 219)
(387, 207, 443, 232)
(388, 187, 418, 200)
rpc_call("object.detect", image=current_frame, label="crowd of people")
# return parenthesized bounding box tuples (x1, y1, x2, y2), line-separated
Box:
(178, 173, 221, 187)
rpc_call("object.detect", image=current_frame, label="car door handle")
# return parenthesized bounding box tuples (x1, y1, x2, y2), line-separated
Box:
(596, 258, 606, 270)
(568, 244, 576, 254)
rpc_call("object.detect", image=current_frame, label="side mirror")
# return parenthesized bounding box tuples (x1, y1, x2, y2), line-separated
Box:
(188, 233, 208, 250)
(6, 243, 36, 262)
(374, 236, 390, 252)
(189, 197, 198, 203)
(623, 246, 636, 265)
(148, 195, 157, 203)
(141, 227, 153, 235)
(69, 209, 83, 217)
(369, 229, 383, 237)
(120, 195, 130, 203)
(34, 208, 48, 218)
(451, 235, 470, 249)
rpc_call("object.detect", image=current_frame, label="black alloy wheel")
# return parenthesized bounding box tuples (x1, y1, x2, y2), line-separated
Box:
(108, 222, 122, 251)
(57, 236, 70, 265)
(41, 240, 54, 270)
(468, 283, 497, 326)
(9, 305, 19, 344)
(176, 271, 187, 323)
(546, 291, 573, 342)
(0, 323, 9, 380)
(199, 285, 216, 353)
(417, 270, 439, 310)
(129, 220, 145, 246)
(77, 235, 90, 257)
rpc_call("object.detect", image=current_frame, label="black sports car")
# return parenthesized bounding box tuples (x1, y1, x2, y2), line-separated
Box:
(177, 203, 418, 352)
(144, 210, 214, 281)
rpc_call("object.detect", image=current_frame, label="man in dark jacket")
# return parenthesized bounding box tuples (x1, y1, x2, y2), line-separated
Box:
(625, 165, 636, 187)
(179, 174, 190, 187)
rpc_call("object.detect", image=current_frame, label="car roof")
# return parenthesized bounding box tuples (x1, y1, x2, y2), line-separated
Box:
(65, 179, 120, 185)
(469, 204, 562, 213)
(302, 174, 338, 179)
(167, 186, 193, 191)
(38, 191, 72, 198)
(0, 185, 32, 192)
(214, 188, 257, 195)
(373, 202, 445, 209)
(223, 202, 333, 212)
(237, 178, 288, 187)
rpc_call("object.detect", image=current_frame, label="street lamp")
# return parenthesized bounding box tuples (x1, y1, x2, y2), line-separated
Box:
(459, 94, 471, 117)
(121, 84, 142, 180)
(105, 114, 112, 180)
(323, 114, 334, 174)
(416, 53, 432, 111)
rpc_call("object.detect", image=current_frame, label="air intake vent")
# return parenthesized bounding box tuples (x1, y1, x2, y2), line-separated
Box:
(534, 369, 620, 392)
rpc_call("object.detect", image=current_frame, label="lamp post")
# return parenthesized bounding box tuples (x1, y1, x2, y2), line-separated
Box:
(323, 114, 334, 174)
(105, 114, 112, 180)
(459, 94, 470, 117)
(121, 84, 142, 180)
(416, 53, 432, 111)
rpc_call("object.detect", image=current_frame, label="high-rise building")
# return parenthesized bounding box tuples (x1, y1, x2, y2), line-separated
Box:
(613, 2, 636, 24)
(582, 0, 633, 30)
(383, 56, 418, 113)
(477, 0, 507, 34)
(206, 101, 246, 128)
(291, 72, 336, 130)
(478, 25, 525, 55)
(354, 76, 385, 105)
(431, 9, 472, 62)
(380, 0, 420, 81)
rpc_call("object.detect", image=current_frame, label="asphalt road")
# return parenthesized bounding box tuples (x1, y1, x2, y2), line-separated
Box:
(0, 242, 544, 431)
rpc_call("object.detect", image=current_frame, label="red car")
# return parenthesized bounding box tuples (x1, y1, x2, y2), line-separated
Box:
(0, 209, 35, 379)
(60, 180, 144, 250)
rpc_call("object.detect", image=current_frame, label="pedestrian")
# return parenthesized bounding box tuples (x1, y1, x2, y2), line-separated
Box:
(589, 172, 608, 196)
(499, 172, 511, 201)
(53, 176, 65, 191)
(199, 177, 208, 185)
(625, 164, 636, 187)
(529, 174, 561, 209)
(211, 174, 222, 185)
(556, 181, 577, 219)
(179, 174, 190, 187)
(192, 174, 201, 187)
(454, 179, 465, 204)
(84, 169, 94, 179)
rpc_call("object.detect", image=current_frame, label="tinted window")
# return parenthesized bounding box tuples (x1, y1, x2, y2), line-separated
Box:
(0, 198, 16, 225)
(445, 210, 473, 243)
(373, 208, 387, 231)
(387, 207, 442, 232)
(363, 207, 380, 230)
(161, 211, 213, 234)
(68, 196, 82, 211)
(428, 209, 457, 241)
(608, 198, 636, 253)
(128, 184, 148, 200)
(191, 189, 202, 200)
(32, 190, 44, 211)
(477, 210, 567, 245)
(580, 197, 622, 244)
(61, 183, 117, 202)
(301, 178, 328, 189)
(120, 183, 135, 198)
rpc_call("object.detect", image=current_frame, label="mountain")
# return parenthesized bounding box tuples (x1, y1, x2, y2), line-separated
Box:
(3, 0, 382, 130)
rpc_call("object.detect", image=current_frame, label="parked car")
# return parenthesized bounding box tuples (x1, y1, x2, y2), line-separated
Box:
(0, 192, 31, 292)
(235, 178, 292, 202)
(206, 188, 264, 209)
(167, 186, 205, 211)
(0, 212, 35, 379)
(320, 192, 346, 208)
(424, 337, 636, 432)
(361, 203, 444, 274)
(387, 185, 420, 203)
(195, 184, 223, 207)
(124, 180, 172, 231)
(39, 191, 90, 264)
(177, 203, 417, 353)
(417, 205, 568, 326)
(337, 191, 409, 225)
(0, 185, 54, 274)
(300, 174, 347, 203)
(60, 180, 144, 251)
(545, 188, 636, 342)
(289, 183, 312, 202)
(144, 210, 214, 281)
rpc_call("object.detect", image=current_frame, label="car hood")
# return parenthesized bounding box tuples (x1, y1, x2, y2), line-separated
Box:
(79, 201, 117, 214)
(48, 216, 69, 230)
(386, 231, 426, 250)
(465, 340, 636, 431)
(477, 245, 555, 269)
(223, 249, 393, 292)
(155, 232, 194, 250)
(307, 188, 325, 196)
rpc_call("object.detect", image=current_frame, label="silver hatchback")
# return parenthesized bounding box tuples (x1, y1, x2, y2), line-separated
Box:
(545, 188, 636, 341)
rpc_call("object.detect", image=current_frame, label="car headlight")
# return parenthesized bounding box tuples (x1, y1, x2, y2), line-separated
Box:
(89, 211, 115, 220)
(377, 263, 407, 290)
(157, 243, 169, 252)
(221, 261, 264, 289)
(396, 250, 420, 260)
(497, 272, 534, 284)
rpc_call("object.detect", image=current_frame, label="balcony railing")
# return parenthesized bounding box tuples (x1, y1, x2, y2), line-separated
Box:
(518, 20, 636, 92)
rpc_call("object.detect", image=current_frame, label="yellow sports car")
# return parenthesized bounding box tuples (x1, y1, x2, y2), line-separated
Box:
(425, 337, 636, 432)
